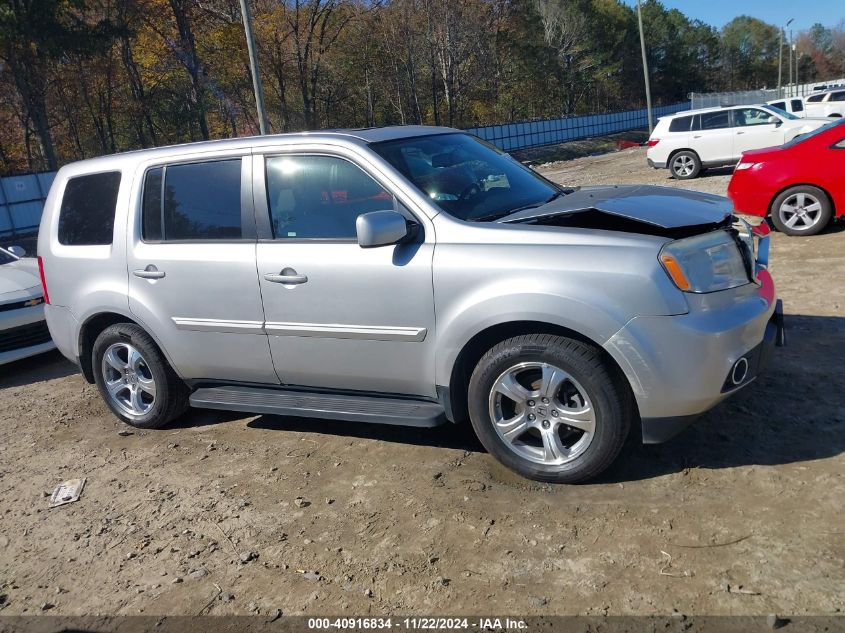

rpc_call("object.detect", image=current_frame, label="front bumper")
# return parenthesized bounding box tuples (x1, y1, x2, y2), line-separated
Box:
(638, 299, 784, 443)
(0, 304, 56, 365)
(604, 269, 783, 443)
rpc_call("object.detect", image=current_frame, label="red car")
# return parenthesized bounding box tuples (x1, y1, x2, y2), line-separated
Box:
(728, 119, 845, 236)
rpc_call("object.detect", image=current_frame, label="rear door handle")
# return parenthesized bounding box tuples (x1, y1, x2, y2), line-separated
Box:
(264, 267, 308, 285)
(133, 265, 165, 279)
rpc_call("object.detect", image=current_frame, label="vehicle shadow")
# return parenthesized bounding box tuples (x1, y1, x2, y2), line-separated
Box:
(0, 350, 79, 390)
(247, 412, 483, 453)
(246, 314, 844, 483)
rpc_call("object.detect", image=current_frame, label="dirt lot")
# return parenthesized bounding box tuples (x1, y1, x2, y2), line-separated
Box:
(1, 146, 843, 619)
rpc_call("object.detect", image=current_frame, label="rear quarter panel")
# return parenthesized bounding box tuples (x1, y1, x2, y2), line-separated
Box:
(37, 156, 137, 358)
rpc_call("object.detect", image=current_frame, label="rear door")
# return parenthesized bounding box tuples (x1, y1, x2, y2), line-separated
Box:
(732, 107, 784, 157)
(127, 153, 277, 384)
(692, 110, 734, 164)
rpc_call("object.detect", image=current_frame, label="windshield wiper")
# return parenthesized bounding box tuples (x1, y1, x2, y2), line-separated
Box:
(468, 190, 569, 223)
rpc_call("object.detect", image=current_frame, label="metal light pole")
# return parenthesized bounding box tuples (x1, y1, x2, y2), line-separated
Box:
(788, 30, 794, 95)
(778, 18, 793, 92)
(636, 0, 653, 134)
(239, 0, 269, 135)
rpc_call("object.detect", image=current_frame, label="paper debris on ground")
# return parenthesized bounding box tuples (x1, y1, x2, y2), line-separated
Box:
(49, 478, 86, 508)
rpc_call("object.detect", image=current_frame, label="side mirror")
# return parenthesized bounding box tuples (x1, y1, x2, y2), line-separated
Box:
(356, 211, 413, 248)
(768, 116, 782, 126)
(7, 245, 26, 257)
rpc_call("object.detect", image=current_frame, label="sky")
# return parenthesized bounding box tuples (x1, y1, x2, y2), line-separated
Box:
(621, 1, 844, 33)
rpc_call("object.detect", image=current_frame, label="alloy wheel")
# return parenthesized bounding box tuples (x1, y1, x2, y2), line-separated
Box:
(101, 342, 157, 417)
(672, 155, 695, 177)
(779, 192, 823, 231)
(487, 362, 595, 466)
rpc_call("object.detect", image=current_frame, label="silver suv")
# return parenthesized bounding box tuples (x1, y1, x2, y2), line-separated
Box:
(38, 127, 784, 483)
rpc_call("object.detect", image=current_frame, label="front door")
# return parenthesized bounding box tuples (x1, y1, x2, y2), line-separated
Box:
(732, 107, 783, 158)
(127, 154, 278, 384)
(253, 151, 437, 398)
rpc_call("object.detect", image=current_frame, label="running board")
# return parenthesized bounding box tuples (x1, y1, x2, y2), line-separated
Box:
(189, 385, 446, 428)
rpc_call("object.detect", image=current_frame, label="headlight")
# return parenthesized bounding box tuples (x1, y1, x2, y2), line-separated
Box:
(735, 161, 758, 170)
(659, 230, 750, 293)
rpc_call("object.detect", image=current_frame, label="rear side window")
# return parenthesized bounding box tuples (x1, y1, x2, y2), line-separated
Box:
(791, 99, 804, 112)
(807, 94, 825, 102)
(142, 159, 242, 241)
(700, 111, 730, 130)
(831, 91, 845, 102)
(58, 171, 121, 245)
(669, 116, 693, 132)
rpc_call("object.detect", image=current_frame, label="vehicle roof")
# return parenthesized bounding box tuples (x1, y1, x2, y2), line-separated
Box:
(58, 125, 461, 172)
(660, 104, 771, 119)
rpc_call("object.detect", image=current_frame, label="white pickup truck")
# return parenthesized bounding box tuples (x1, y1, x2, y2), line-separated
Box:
(804, 89, 845, 118)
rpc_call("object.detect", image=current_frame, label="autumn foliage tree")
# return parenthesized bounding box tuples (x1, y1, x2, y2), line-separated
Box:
(1, 0, 844, 175)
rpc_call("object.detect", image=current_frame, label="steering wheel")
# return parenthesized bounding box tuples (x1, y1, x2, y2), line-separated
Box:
(458, 181, 482, 201)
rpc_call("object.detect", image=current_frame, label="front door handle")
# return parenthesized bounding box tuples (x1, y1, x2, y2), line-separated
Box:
(133, 265, 165, 279)
(264, 267, 308, 285)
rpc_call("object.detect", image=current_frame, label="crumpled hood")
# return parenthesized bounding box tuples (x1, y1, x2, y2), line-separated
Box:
(501, 185, 733, 229)
(0, 258, 42, 297)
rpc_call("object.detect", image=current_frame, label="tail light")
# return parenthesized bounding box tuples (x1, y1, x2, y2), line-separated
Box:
(647, 139, 660, 147)
(37, 256, 50, 305)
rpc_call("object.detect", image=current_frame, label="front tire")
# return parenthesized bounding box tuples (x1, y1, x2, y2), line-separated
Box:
(92, 323, 189, 429)
(670, 150, 701, 179)
(467, 334, 631, 484)
(769, 185, 832, 236)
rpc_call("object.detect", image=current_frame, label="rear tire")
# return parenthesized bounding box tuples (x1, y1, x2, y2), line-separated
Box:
(467, 334, 631, 484)
(769, 185, 832, 236)
(92, 323, 189, 429)
(670, 150, 701, 179)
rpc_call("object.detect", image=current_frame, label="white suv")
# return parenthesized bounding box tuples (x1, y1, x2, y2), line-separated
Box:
(803, 89, 845, 118)
(647, 105, 830, 179)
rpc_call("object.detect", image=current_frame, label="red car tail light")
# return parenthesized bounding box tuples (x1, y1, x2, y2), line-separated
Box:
(646, 139, 660, 147)
(37, 256, 50, 305)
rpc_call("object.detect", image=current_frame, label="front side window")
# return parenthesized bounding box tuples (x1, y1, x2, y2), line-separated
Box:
(265, 155, 393, 240)
(734, 108, 775, 127)
(58, 171, 121, 245)
(371, 133, 561, 222)
(700, 111, 731, 130)
(831, 91, 845, 102)
(142, 159, 242, 241)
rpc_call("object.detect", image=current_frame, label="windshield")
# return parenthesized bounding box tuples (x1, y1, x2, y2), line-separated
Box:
(762, 104, 798, 120)
(783, 118, 843, 148)
(0, 248, 17, 265)
(370, 133, 563, 221)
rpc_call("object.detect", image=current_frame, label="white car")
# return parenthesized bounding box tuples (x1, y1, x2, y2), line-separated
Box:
(647, 104, 831, 179)
(766, 98, 808, 117)
(0, 245, 55, 365)
(803, 89, 845, 118)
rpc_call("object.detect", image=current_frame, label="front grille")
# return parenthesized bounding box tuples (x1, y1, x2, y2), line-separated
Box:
(0, 296, 44, 313)
(0, 320, 52, 353)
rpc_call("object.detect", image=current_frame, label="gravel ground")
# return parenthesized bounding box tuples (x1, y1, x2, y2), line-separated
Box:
(0, 146, 843, 619)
